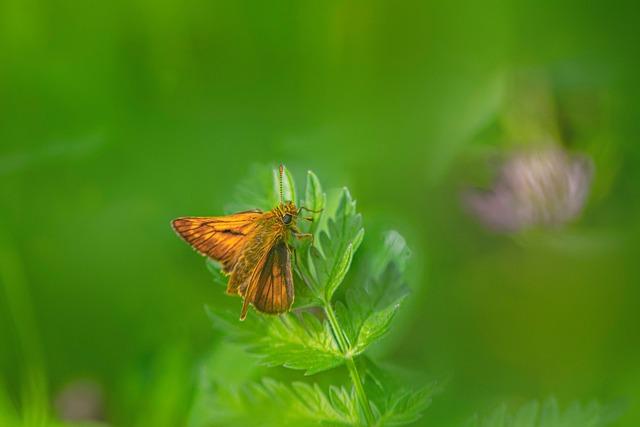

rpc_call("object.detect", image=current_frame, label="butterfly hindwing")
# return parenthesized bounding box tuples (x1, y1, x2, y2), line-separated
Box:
(252, 240, 294, 316)
(171, 211, 263, 273)
(238, 239, 294, 320)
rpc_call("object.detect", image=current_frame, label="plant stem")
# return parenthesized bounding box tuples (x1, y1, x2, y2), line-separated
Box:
(323, 302, 375, 426)
(346, 357, 375, 426)
(323, 301, 349, 350)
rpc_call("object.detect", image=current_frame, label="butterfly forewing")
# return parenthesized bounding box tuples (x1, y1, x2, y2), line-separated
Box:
(171, 211, 263, 273)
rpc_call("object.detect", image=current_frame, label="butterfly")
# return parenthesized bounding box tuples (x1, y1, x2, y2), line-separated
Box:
(171, 165, 317, 320)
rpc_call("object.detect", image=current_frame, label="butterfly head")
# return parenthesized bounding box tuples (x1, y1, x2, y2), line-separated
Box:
(279, 201, 298, 226)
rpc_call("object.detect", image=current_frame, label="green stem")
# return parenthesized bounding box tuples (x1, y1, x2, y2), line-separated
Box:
(323, 302, 375, 426)
(346, 357, 375, 426)
(323, 302, 349, 350)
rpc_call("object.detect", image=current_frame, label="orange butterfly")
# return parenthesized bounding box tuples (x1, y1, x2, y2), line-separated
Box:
(172, 165, 315, 320)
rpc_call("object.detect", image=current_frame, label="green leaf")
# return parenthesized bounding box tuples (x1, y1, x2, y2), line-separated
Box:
(513, 401, 538, 427)
(190, 377, 360, 427)
(302, 188, 364, 302)
(303, 170, 326, 236)
(206, 307, 344, 375)
(274, 164, 296, 204)
(339, 231, 411, 355)
(467, 397, 619, 427)
(226, 164, 296, 212)
(226, 165, 277, 212)
(325, 242, 355, 302)
(363, 360, 437, 427)
(377, 387, 435, 426)
(289, 170, 327, 308)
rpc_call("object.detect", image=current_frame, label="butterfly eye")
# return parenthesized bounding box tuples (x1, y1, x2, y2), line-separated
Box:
(282, 213, 292, 225)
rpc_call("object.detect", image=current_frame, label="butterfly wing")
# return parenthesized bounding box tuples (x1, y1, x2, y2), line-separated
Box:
(248, 240, 294, 318)
(171, 210, 263, 273)
(231, 237, 294, 320)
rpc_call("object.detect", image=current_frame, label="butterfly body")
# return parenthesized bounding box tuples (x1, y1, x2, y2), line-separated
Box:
(172, 199, 308, 320)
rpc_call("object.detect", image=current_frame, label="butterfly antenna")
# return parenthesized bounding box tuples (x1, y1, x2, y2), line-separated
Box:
(279, 164, 284, 204)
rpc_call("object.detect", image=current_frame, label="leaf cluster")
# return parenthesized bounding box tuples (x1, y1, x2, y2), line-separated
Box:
(467, 397, 619, 427)
(195, 166, 429, 427)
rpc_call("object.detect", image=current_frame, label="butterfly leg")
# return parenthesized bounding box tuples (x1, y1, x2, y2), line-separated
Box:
(298, 206, 324, 214)
(291, 221, 314, 245)
(293, 232, 313, 241)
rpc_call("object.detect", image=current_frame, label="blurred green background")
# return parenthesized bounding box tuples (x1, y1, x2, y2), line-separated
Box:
(1, 0, 639, 425)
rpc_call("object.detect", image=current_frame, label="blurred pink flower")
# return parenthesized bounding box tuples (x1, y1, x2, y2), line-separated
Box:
(465, 147, 593, 232)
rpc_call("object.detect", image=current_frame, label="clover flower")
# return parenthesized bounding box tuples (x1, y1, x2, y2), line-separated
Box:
(465, 146, 593, 232)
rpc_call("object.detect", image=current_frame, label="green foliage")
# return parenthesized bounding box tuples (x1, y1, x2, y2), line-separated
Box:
(311, 188, 364, 303)
(225, 164, 297, 213)
(206, 305, 343, 375)
(295, 184, 364, 307)
(303, 170, 326, 237)
(375, 387, 434, 426)
(196, 166, 429, 426)
(467, 397, 619, 427)
(337, 231, 411, 355)
(192, 378, 360, 427)
(0, 382, 104, 427)
(190, 358, 436, 427)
